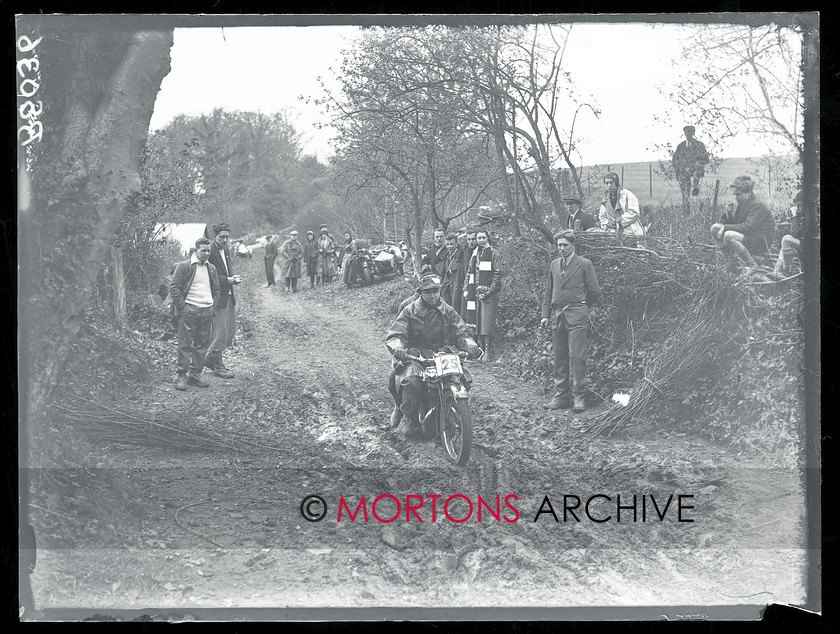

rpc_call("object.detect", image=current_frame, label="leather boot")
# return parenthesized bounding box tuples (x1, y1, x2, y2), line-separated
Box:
(544, 394, 572, 410)
(573, 394, 586, 413)
(389, 406, 402, 428)
(187, 374, 210, 388)
(175, 374, 188, 391)
(214, 358, 234, 379)
(203, 352, 218, 371)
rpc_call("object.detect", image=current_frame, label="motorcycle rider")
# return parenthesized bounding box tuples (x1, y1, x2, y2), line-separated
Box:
(386, 274, 481, 438)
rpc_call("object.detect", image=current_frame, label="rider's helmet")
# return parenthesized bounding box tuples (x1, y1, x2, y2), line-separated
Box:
(417, 274, 442, 293)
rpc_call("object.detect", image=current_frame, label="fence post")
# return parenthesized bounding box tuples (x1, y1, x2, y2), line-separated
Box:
(621, 165, 625, 189)
(649, 163, 653, 197)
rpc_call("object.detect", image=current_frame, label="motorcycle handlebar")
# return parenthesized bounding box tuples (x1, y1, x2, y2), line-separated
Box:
(403, 349, 479, 363)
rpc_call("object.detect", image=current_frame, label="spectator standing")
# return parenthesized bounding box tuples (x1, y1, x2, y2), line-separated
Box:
(264, 235, 278, 287)
(464, 229, 502, 360)
(206, 222, 241, 379)
(562, 194, 598, 231)
(441, 232, 465, 314)
(279, 230, 304, 292)
(460, 229, 478, 320)
(710, 175, 775, 275)
(599, 171, 646, 236)
(423, 229, 447, 278)
(540, 229, 601, 413)
(303, 230, 319, 287)
(317, 224, 338, 285)
(169, 238, 220, 391)
(672, 125, 710, 214)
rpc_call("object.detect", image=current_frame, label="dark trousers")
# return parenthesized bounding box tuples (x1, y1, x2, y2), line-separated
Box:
(285, 277, 298, 292)
(265, 257, 276, 286)
(177, 304, 214, 378)
(551, 320, 589, 398)
(308, 257, 319, 286)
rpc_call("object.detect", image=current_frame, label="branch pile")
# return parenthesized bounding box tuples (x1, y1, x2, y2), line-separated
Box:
(54, 392, 289, 455)
(583, 293, 725, 437)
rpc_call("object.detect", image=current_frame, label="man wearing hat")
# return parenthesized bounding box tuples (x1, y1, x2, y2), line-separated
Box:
(710, 174, 775, 275)
(386, 274, 481, 437)
(279, 230, 303, 292)
(264, 235, 278, 287)
(303, 230, 319, 287)
(562, 194, 598, 231)
(206, 222, 242, 379)
(672, 125, 709, 214)
(540, 229, 601, 413)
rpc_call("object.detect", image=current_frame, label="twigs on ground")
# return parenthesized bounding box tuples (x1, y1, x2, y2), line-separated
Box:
(55, 390, 291, 455)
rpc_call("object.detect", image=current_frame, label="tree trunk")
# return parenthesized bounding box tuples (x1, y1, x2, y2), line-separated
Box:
(20, 29, 174, 462)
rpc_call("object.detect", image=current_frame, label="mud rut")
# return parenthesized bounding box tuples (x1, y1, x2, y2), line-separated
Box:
(30, 262, 808, 613)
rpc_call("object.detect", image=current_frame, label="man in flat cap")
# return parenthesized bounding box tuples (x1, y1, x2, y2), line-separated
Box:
(206, 222, 241, 379)
(385, 273, 481, 437)
(672, 125, 709, 214)
(710, 175, 775, 275)
(540, 229, 601, 413)
(562, 194, 598, 231)
(279, 230, 303, 292)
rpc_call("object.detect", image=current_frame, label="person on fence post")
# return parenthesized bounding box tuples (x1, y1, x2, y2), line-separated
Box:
(774, 190, 805, 277)
(279, 230, 303, 292)
(562, 194, 598, 231)
(710, 175, 775, 276)
(264, 234, 278, 287)
(169, 238, 220, 391)
(464, 229, 502, 360)
(441, 232, 465, 314)
(672, 125, 709, 214)
(206, 222, 241, 379)
(385, 273, 480, 437)
(598, 171, 646, 236)
(540, 229, 601, 413)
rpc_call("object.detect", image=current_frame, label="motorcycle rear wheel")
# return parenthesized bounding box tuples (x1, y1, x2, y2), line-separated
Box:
(440, 393, 472, 466)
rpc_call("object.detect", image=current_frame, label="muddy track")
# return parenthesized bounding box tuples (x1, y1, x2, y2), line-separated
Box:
(29, 262, 809, 612)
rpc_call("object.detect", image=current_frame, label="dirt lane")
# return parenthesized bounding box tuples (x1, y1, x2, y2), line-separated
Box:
(30, 261, 808, 613)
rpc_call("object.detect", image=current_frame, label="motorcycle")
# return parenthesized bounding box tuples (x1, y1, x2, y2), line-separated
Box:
(402, 347, 481, 466)
(369, 244, 404, 280)
(342, 243, 373, 286)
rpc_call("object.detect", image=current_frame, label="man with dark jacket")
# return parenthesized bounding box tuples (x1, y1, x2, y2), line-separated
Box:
(264, 235, 278, 287)
(169, 238, 221, 391)
(562, 194, 598, 231)
(540, 229, 601, 413)
(422, 229, 447, 278)
(386, 274, 481, 437)
(710, 175, 775, 274)
(441, 232, 465, 314)
(206, 223, 242, 378)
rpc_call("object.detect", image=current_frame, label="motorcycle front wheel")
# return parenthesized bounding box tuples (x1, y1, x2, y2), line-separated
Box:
(440, 392, 472, 466)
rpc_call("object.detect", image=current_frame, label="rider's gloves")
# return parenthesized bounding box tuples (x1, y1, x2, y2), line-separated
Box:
(393, 348, 408, 361)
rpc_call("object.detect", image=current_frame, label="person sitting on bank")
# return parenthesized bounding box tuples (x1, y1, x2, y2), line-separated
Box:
(710, 175, 775, 276)
(774, 190, 805, 278)
(598, 171, 645, 236)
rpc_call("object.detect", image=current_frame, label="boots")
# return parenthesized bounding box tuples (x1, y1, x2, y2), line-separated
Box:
(389, 406, 403, 428)
(175, 374, 188, 391)
(543, 394, 572, 410)
(573, 394, 586, 413)
(214, 356, 234, 379)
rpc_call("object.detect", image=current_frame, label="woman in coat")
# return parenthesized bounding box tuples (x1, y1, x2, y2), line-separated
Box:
(464, 229, 502, 360)
(316, 225, 338, 284)
(278, 230, 304, 292)
(598, 171, 645, 236)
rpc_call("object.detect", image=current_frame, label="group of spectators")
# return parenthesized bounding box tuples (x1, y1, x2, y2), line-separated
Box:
(263, 223, 346, 291)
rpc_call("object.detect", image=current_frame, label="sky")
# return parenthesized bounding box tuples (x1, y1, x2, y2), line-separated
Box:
(149, 20, 798, 167)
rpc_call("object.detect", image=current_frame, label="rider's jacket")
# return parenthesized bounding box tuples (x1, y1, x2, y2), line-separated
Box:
(386, 298, 475, 353)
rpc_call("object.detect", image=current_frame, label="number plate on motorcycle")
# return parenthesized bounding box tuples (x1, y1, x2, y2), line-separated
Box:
(434, 353, 462, 377)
